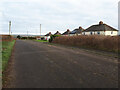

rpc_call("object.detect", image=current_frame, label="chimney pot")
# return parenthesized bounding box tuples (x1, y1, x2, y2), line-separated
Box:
(67, 29, 70, 31)
(99, 21, 103, 25)
(79, 26, 82, 29)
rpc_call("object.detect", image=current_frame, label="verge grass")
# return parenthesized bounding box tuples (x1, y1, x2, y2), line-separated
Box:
(2, 40, 15, 71)
(35, 40, 48, 42)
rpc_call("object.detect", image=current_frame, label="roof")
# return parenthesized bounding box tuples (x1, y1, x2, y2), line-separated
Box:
(62, 29, 71, 35)
(54, 31, 61, 35)
(83, 21, 118, 32)
(45, 32, 52, 36)
(70, 27, 84, 34)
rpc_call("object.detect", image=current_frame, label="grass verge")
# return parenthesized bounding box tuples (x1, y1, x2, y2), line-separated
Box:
(2, 40, 15, 71)
(35, 40, 48, 42)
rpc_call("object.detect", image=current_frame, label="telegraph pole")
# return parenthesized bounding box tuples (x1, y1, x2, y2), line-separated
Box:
(27, 31, 28, 39)
(40, 24, 41, 36)
(9, 21, 11, 35)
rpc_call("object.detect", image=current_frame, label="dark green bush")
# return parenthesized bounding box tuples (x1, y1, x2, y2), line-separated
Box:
(49, 35, 61, 43)
(21, 37, 27, 39)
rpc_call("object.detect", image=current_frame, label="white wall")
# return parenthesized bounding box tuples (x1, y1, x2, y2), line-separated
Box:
(44, 36, 50, 40)
(82, 31, 105, 35)
(82, 31, 118, 36)
(105, 31, 118, 36)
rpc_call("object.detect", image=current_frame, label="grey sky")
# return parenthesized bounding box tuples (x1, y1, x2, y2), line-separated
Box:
(0, 0, 119, 35)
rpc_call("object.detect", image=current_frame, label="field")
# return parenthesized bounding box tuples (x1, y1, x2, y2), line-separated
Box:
(52, 35, 120, 53)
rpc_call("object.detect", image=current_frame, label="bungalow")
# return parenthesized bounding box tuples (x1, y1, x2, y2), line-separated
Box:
(44, 32, 52, 40)
(82, 21, 118, 36)
(70, 26, 84, 36)
(62, 29, 71, 36)
(54, 31, 61, 35)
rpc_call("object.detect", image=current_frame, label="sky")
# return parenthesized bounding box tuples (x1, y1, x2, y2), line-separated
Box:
(119, 1, 120, 34)
(0, 0, 119, 35)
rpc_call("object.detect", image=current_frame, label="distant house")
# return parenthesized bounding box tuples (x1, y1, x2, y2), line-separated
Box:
(70, 26, 84, 36)
(36, 36, 41, 40)
(54, 31, 61, 35)
(44, 32, 52, 40)
(82, 21, 118, 36)
(62, 29, 71, 36)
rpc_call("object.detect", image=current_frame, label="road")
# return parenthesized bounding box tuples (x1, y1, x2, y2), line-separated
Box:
(10, 40, 118, 88)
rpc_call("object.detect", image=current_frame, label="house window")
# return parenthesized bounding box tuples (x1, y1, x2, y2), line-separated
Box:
(97, 32, 100, 35)
(90, 32, 93, 35)
(111, 31, 113, 34)
(84, 32, 85, 35)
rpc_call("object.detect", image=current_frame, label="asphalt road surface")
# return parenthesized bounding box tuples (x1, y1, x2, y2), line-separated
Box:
(10, 40, 118, 88)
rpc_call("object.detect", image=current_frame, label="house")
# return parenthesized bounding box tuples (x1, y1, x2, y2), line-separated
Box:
(70, 26, 84, 36)
(44, 32, 52, 40)
(62, 29, 71, 36)
(82, 21, 118, 36)
(54, 31, 61, 35)
(36, 36, 41, 40)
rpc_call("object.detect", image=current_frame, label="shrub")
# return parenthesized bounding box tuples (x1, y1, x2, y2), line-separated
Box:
(1, 35, 14, 41)
(21, 37, 28, 39)
(49, 35, 61, 43)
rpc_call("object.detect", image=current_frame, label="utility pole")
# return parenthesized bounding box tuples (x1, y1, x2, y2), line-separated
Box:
(27, 31, 28, 39)
(9, 21, 11, 35)
(40, 24, 41, 36)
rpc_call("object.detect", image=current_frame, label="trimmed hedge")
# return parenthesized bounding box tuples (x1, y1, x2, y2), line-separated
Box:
(52, 35, 120, 53)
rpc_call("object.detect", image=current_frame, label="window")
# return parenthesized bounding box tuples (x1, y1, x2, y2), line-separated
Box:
(97, 32, 100, 35)
(111, 31, 113, 34)
(90, 32, 93, 35)
(84, 32, 85, 35)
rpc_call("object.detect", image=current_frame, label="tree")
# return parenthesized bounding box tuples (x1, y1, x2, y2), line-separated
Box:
(17, 35, 21, 39)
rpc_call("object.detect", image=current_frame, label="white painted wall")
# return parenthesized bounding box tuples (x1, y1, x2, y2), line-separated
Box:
(44, 36, 50, 40)
(105, 31, 118, 36)
(82, 31, 118, 36)
(69, 34, 82, 36)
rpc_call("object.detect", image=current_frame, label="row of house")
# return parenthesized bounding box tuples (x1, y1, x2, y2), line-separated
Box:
(44, 21, 118, 40)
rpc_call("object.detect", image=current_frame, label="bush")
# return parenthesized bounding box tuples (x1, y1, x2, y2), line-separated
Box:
(21, 37, 36, 40)
(52, 35, 119, 52)
(1, 35, 14, 41)
(17, 35, 21, 39)
(21, 37, 28, 39)
(49, 35, 61, 43)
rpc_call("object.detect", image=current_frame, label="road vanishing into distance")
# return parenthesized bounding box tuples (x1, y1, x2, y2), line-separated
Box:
(8, 40, 118, 88)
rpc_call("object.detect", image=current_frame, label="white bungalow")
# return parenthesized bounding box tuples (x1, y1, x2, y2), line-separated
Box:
(82, 21, 118, 36)
(44, 32, 52, 40)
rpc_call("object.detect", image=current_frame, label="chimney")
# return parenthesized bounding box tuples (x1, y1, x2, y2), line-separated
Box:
(67, 29, 70, 31)
(99, 21, 103, 25)
(79, 26, 82, 29)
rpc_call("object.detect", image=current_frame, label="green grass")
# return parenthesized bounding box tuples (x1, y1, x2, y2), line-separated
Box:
(2, 40, 15, 71)
(35, 40, 48, 42)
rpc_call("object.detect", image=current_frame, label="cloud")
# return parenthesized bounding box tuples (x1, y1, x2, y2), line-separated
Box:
(0, 0, 119, 35)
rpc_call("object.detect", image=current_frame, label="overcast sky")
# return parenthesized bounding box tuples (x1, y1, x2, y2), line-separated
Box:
(0, 0, 119, 35)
